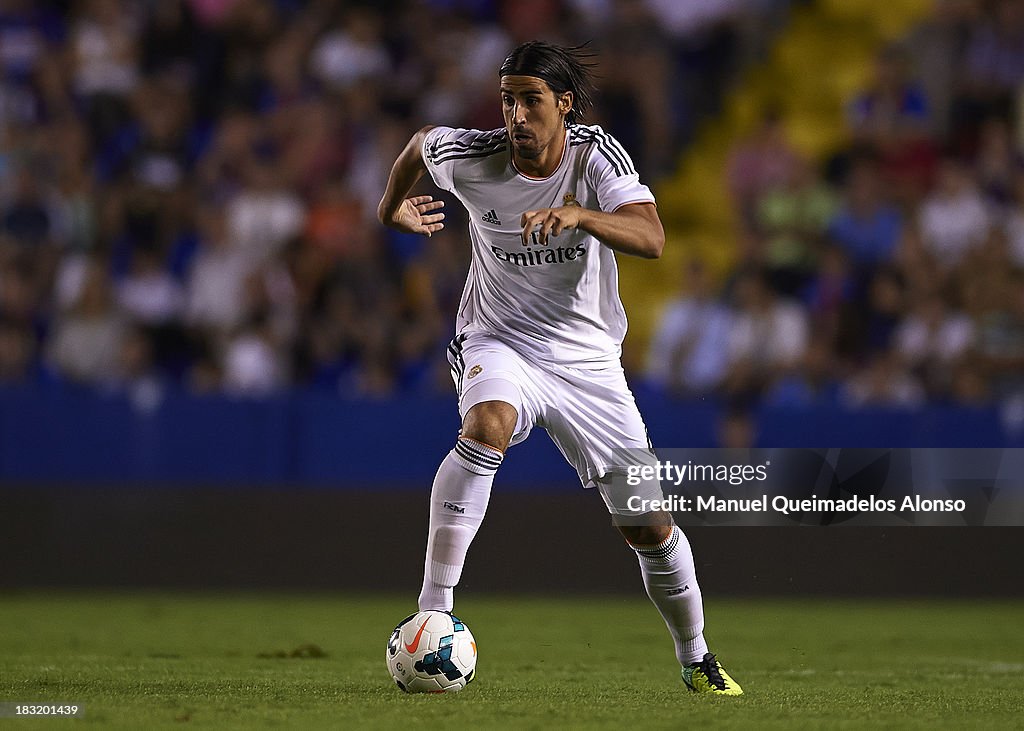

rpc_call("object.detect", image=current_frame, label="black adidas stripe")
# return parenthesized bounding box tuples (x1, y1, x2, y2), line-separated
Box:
(431, 130, 507, 154)
(570, 130, 624, 175)
(596, 129, 635, 175)
(456, 439, 502, 465)
(455, 440, 501, 470)
(447, 335, 467, 388)
(432, 145, 508, 165)
(569, 129, 599, 146)
(454, 449, 495, 472)
(636, 528, 680, 560)
(430, 139, 506, 158)
(433, 149, 508, 164)
(430, 133, 507, 160)
(430, 135, 505, 154)
(579, 140, 625, 176)
(447, 343, 465, 379)
(570, 128, 634, 177)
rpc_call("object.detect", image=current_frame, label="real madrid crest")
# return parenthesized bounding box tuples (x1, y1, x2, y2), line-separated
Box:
(562, 192, 580, 207)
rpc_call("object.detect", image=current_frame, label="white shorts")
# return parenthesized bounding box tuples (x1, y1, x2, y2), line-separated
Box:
(447, 332, 664, 516)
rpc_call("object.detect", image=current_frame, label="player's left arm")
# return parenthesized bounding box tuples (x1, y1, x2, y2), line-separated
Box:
(519, 202, 664, 259)
(377, 125, 446, 237)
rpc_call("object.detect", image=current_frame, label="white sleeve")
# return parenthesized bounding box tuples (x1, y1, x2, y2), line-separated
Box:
(422, 126, 459, 192)
(423, 126, 501, 193)
(584, 128, 656, 212)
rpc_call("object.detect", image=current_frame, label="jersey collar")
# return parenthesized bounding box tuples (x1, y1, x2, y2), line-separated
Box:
(510, 128, 570, 182)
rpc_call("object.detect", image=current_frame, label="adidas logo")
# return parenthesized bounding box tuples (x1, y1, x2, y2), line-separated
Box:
(481, 209, 501, 225)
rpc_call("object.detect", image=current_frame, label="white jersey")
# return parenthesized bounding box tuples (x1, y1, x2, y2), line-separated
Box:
(422, 124, 655, 368)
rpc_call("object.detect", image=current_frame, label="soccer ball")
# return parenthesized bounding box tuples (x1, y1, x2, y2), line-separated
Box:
(386, 610, 477, 693)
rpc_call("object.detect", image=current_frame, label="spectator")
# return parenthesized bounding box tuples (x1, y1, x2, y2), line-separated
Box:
(71, 0, 142, 143)
(105, 325, 166, 411)
(226, 160, 306, 263)
(0, 318, 36, 383)
(46, 259, 126, 384)
(765, 337, 841, 407)
(891, 222, 943, 302)
(826, 156, 904, 273)
(185, 207, 252, 335)
(195, 108, 263, 203)
(116, 247, 184, 326)
(392, 263, 445, 393)
(918, 156, 990, 268)
(849, 265, 906, 359)
(954, 0, 1024, 147)
(801, 243, 857, 347)
(905, 0, 976, 141)
(715, 404, 758, 449)
(644, 258, 732, 396)
(849, 43, 930, 140)
(221, 312, 286, 396)
(309, 7, 390, 93)
(893, 289, 975, 394)
(345, 116, 410, 222)
(973, 116, 1022, 206)
(3, 167, 54, 247)
(51, 119, 99, 253)
(1000, 173, 1024, 267)
(646, 0, 751, 145)
(298, 280, 362, 389)
(598, 0, 675, 177)
(723, 267, 809, 399)
(755, 157, 837, 296)
(841, 350, 926, 409)
(303, 177, 368, 261)
(140, 0, 201, 79)
(973, 270, 1024, 397)
(276, 98, 349, 203)
(948, 356, 992, 406)
(726, 106, 804, 230)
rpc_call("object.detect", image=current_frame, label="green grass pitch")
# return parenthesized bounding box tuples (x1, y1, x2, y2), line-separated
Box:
(1, 593, 1022, 729)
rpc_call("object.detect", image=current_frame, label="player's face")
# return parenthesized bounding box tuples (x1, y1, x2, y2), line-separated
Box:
(500, 76, 571, 161)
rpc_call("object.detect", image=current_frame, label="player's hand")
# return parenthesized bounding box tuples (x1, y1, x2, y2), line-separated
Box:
(520, 207, 582, 246)
(386, 195, 445, 236)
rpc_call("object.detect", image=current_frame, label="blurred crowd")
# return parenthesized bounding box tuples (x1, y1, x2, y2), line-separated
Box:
(645, 0, 1024, 413)
(0, 0, 788, 399)
(15, 0, 1016, 414)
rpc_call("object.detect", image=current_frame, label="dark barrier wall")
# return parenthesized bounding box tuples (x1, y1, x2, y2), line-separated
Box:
(4, 387, 1020, 595)
(1, 387, 1019, 485)
(2, 487, 1021, 596)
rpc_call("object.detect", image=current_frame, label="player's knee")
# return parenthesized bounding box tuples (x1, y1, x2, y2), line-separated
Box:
(462, 400, 517, 452)
(617, 514, 673, 547)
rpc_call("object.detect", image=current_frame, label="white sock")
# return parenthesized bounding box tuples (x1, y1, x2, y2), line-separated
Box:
(417, 438, 502, 611)
(632, 525, 709, 666)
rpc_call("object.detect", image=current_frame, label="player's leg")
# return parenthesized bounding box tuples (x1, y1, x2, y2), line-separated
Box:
(603, 488, 709, 655)
(544, 364, 742, 694)
(417, 400, 514, 612)
(616, 513, 706, 666)
(462, 401, 517, 451)
(419, 336, 534, 612)
(597, 477, 742, 694)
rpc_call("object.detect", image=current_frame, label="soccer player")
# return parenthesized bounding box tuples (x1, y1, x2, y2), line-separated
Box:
(377, 41, 742, 695)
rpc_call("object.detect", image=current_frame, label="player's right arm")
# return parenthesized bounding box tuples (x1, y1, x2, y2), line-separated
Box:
(377, 125, 446, 237)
